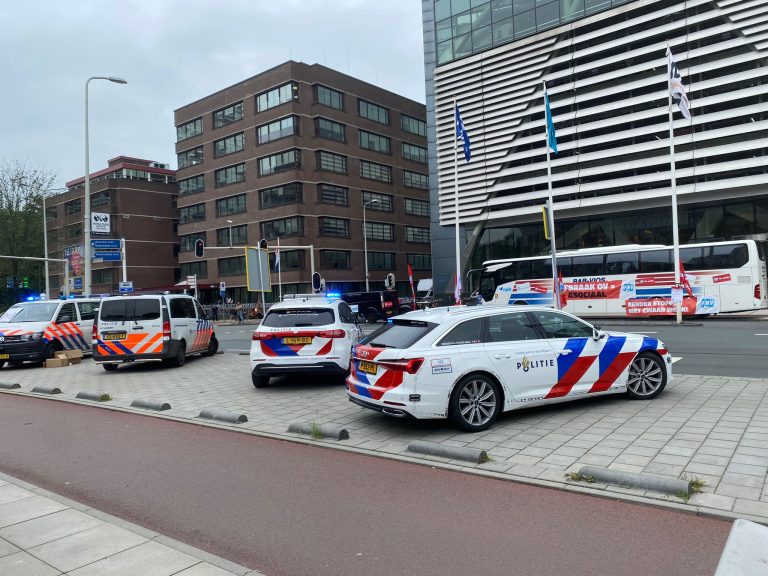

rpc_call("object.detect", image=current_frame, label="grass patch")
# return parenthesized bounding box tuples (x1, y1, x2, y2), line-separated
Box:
(309, 422, 323, 439)
(677, 490, 691, 502)
(689, 477, 706, 494)
(479, 452, 490, 463)
(565, 471, 595, 483)
(98, 394, 112, 402)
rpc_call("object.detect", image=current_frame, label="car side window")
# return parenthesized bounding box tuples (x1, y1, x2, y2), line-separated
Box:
(438, 318, 485, 347)
(170, 298, 195, 319)
(77, 301, 97, 321)
(194, 300, 206, 319)
(56, 303, 76, 323)
(487, 312, 540, 342)
(530, 310, 593, 339)
(182, 299, 196, 318)
(337, 302, 355, 324)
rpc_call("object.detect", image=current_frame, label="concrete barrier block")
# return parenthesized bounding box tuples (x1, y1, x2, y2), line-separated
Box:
(76, 391, 111, 402)
(31, 386, 61, 395)
(198, 409, 248, 424)
(408, 440, 489, 464)
(0, 382, 21, 390)
(130, 399, 171, 411)
(288, 422, 349, 440)
(578, 465, 692, 495)
(714, 519, 768, 575)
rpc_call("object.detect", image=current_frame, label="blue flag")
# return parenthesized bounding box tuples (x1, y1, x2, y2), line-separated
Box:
(455, 104, 471, 162)
(544, 89, 558, 154)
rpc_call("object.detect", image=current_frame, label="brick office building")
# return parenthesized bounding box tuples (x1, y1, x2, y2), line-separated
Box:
(47, 156, 179, 295)
(174, 61, 430, 303)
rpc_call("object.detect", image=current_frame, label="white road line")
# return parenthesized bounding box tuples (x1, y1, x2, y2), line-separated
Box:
(755, 334, 768, 336)
(671, 356, 683, 364)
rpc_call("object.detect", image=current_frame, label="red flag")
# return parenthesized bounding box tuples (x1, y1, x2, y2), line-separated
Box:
(679, 261, 693, 296)
(558, 271, 568, 308)
(407, 264, 416, 305)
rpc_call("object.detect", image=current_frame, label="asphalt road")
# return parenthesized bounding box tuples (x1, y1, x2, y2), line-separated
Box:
(0, 394, 731, 576)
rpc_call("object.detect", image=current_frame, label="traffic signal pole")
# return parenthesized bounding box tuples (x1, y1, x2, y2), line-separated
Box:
(0, 255, 70, 297)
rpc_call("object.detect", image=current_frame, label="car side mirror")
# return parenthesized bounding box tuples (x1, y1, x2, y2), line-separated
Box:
(58, 315, 72, 323)
(593, 326, 606, 340)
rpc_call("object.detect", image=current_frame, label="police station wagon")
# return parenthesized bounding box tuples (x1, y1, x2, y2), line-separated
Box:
(347, 306, 672, 432)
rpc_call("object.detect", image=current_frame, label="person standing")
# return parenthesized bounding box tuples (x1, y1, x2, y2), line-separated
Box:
(235, 302, 244, 324)
(211, 303, 219, 321)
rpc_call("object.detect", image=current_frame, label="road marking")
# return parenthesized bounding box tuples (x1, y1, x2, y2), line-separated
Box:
(671, 356, 682, 364)
(755, 334, 768, 336)
(634, 331, 658, 334)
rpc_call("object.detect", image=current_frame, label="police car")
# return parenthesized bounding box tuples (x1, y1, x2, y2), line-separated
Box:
(250, 294, 363, 388)
(347, 306, 672, 432)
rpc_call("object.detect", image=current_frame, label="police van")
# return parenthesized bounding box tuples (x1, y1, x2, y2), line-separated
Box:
(0, 298, 100, 367)
(93, 294, 217, 371)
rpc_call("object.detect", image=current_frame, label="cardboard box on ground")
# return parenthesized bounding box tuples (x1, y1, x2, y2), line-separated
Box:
(45, 349, 83, 368)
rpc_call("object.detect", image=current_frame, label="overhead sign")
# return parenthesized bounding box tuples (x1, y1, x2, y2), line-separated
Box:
(119, 281, 133, 293)
(91, 239, 121, 250)
(245, 247, 271, 292)
(91, 213, 111, 234)
(94, 251, 122, 261)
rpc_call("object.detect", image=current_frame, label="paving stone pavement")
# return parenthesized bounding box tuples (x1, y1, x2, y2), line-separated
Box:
(1, 354, 768, 526)
(0, 471, 263, 576)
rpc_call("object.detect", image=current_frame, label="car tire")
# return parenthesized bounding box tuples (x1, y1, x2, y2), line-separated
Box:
(103, 364, 118, 372)
(170, 341, 186, 368)
(252, 375, 270, 388)
(43, 341, 62, 361)
(201, 335, 218, 357)
(626, 352, 667, 400)
(448, 373, 502, 432)
(0, 361, 5, 369)
(366, 310, 378, 324)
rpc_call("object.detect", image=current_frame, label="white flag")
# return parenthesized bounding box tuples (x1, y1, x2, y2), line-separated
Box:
(667, 47, 691, 119)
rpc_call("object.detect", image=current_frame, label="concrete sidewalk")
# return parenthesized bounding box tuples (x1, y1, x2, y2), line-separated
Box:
(0, 472, 262, 576)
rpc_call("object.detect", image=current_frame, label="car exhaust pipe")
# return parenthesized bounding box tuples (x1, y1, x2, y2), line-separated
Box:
(382, 407, 407, 417)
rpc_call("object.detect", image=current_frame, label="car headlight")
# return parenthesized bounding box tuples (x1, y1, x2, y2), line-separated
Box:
(21, 332, 44, 341)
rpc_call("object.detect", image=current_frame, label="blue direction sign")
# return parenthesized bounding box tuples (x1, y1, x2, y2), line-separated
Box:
(91, 239, 121, 250)
(93, 251, 122, 261)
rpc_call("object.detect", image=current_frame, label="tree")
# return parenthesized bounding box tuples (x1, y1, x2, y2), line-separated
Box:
(0, 159, 56, 308)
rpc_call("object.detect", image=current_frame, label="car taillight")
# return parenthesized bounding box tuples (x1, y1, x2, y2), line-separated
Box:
(379, 358, 424, 374)
(382, 301, 393, 308)
(755, 284, 761, 300)
(92, 325, 99, 340)
(252, 332, 273, 341)
(658, 348, 668, 356)
(162, 320, 171, 339)
(319, 329, 345, 338)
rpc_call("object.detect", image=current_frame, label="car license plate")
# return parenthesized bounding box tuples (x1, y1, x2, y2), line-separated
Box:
(102, 332, 127, 341)
(0, 354, 9, 360)
(283, 336, 312, 345)
(359, 361, 377, 375)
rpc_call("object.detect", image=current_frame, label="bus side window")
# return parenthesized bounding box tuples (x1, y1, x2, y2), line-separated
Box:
(680, 247, 705, 270)
(606, 253, 638, 275)
(556, 257, 572, 277)
(572, 255, 604, 277)
(530, 259, 551, 279)
(639, 249, 672, 273)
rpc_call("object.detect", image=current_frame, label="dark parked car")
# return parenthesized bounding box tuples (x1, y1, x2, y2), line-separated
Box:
(341, 291, 404, 323)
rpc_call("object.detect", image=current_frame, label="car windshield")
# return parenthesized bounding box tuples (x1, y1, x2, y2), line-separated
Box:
(0, 303, 59, 323)
(262, 308, 335, 328)
(364, 319, 437, 349)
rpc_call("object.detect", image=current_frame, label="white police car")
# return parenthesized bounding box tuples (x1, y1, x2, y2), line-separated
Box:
(347, 306, 672, 432)
(250, 294, 363, 388)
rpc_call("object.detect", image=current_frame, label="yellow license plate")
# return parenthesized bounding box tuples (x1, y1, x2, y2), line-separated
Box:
(102, 332, 127, 341)
(359, 361, 377, 375)
(0, 354, 9, 360)
(283, 336, 312, 345)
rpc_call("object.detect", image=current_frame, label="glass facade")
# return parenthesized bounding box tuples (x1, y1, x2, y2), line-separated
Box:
(256, 82, 298, 112)
(316, 85, 344, 110)
(179, 175, 205, 196)
(214, 163, 245, 187)
(177, 117, 202, 141)
(214, 133, 244, 157)
(216, 194, 246, 217)
(362, 191, 393, 212)
(434, 0, 634, 65)
(316, 150, 347, 174)
(213, 102, 243, 129)
(321, 250, 351, 270)
(258, 116, 298, 144)
(316, 117, 346, 142)
(259, 149, 301, 176)
(260, 182, 303, 208)
(318, 184, 348, 206)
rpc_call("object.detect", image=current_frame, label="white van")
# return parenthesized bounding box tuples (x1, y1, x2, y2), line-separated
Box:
(93, 294, 217, 371)
(0, 298, 100, 367)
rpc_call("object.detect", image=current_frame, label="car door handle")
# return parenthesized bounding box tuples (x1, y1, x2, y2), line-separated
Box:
(493, 354, 511, 359)
(557, 349, 572, 355)
(132, 326, 144, 330)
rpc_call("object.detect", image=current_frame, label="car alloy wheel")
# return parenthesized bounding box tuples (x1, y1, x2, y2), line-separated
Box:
(626, 352, 666, 399)
(449, 374, 501, 432)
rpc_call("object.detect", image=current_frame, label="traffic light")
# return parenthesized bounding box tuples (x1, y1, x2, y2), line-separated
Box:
(22, 277, 29, 288)
(194, 239, 205, 259)
(312, 272, 322, 292)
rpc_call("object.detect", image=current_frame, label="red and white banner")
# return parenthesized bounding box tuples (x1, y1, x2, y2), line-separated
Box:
(407, 264, 416, 304)
(562, 280, 623, 300)
(712, 273, 731, 284)
(625, 296, 698, 317)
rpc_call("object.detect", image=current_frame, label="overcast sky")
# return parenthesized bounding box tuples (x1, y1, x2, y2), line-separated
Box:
(1, 0, 426, 190)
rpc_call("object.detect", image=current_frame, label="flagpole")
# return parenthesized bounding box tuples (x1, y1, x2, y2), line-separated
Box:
(454, 97, 461, 305)
(666, 46, 682, 325)
(277, 236, 282, 301)
(544, 81, 561, 310)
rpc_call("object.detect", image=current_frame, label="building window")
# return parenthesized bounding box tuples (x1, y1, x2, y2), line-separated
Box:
(178, 146, 203, 169)
(65, 199, 82, 215)
(124, 169, 149, 180)
(179, 203, 206, 224)
(214, 163, 245, 187)
(260, 182, 303, 209)
(358, 99, 389, 125)
(179, 232, 207, 253)
(180, 261, 207, 278)
(403, 142, 427, 163)
(360, 160, 392, 183)
(66, 224, 82, 241)
(46, 206, 58, 220)
(179, 175, 205, 196)
(262, 216, 304, 239)
(256, 82, 298, 112)
(320, 250, 351, 269)
(91, 191, 110, 209)
(407, 253, 431, 270)
(216, 194, 246, 217)
(365, 221, 394, 241)
(315, 117, 346, 142)
(217, 224, 247, 246)
(258, 149, 301, 176)
(405, 197, 430, 217)
(214, 132, 244, 157)
(213, 102, 243, 129)
(316, 150, 347, 174)
(401, 114, 426, 136)
(406, 226, 430, 243)
(316, 85, 344, 110)
(320, 217, 349, 237)
(369, 252, 395, 270)
(318, 184, 348, 206)
(359, 130, 391, 154)
(93, 268, 114, 285)
(271, 249, 304, 270)
(362, 191, 393, 212)
(257, 116, 298, 144)
(177, 117, 202, 141)
(404, 170, 429, 190)
(218, 256, 246, 277)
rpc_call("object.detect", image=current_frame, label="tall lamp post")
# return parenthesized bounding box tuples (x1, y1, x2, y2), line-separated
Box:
(227, 220, 234, 247)
(84, 76, 127, 296)
(362, 198, 379, 292)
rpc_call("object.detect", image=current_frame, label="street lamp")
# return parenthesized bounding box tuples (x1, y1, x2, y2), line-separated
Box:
(227, 220, 234, 247)
(84, 76, 127, 296)
(363, 198, 379, 292)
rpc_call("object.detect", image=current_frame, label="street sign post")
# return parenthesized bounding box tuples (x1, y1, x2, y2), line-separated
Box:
(93, 251, 122, 261)
(219, 280, 226, 298)
(91, 239, 121, 250)
(119, 281, 133, 293)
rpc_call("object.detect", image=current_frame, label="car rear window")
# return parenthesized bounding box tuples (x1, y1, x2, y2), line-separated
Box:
(262, 308, 335, 327)
(363, 319, 437, 349)
(100, 299, 161, 322)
